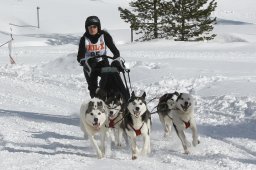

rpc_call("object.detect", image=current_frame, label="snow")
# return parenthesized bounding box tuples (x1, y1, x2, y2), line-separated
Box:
(0, 0, 256, 169)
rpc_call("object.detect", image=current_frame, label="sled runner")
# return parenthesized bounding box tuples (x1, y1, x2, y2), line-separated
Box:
(80, 55, 131, 102)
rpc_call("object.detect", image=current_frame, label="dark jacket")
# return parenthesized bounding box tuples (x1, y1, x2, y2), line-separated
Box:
(77, 30, 120, 63)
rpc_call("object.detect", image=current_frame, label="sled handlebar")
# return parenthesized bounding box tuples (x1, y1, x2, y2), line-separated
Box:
(80, 55, 128, 76)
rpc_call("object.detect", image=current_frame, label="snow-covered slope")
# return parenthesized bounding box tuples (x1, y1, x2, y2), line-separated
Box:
(0, 0, 256, 170)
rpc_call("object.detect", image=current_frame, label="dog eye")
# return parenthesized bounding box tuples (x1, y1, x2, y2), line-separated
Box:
(90, 113, 93, 116)
(98, 112, 101, 115)
(140, 103, 142, 105)
(181, 97, 184, 100)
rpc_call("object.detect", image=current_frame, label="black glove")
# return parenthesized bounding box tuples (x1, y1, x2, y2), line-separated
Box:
(80, 60, 85, 66)
(111, 59, 124, 72)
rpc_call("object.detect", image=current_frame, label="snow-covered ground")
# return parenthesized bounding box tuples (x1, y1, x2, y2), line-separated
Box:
(0, 0, 256, 169)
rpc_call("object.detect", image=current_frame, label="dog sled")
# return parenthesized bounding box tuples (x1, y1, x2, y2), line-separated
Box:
(80, 55, 131, 102)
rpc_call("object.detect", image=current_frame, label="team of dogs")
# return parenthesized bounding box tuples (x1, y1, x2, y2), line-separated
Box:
(80, 90, 200, 159)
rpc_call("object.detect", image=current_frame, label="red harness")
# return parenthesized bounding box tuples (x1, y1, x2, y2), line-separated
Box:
(183, 121, 190, 129)
(129, 123, 144, 136)
(108, 116, 118, 128)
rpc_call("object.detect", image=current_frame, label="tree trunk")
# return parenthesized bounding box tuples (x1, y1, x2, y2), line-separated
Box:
(153, 0, 158, 39)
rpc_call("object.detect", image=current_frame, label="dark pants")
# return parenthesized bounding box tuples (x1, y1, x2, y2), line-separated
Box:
(83, 58, 109, 98)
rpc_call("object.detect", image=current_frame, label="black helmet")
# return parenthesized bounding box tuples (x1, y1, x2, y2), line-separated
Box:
(85, 16, 101, 32)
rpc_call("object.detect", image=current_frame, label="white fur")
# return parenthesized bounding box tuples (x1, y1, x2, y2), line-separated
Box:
(169, 93, 199, 154)
(126, 96, 151, 160)
(80, 97, 108, 158)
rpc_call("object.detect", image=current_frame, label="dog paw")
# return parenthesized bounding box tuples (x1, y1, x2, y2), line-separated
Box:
(184, 150, 190, 155)
(164, 132, 170, 138)
(132, 155, 137, 160)
(97, 153, 103, 159)
(141, 149, 147, 156)
(192, 139, 199, 147)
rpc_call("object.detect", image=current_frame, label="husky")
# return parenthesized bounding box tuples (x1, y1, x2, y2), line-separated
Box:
(169, 93, 200, 154)
(123, 91, 151, 160)
(80, 97, 108, 158)
(157, 91, 179, 137)
(105, 92, 127, 147)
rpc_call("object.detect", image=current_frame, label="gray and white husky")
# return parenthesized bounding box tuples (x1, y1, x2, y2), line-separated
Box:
(105, 92, 127, 147)
(169, 93, 200, 154)
(123, 91, 151, 160)
(80, 97, 108, 158)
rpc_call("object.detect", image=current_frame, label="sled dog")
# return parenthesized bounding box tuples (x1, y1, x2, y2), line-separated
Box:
(169, 93, 200, 154)
(123, 91, 151, 160)
(157, 91, 179, 137)
(105, 92, 127, 147)
(80, 97, 108, 158)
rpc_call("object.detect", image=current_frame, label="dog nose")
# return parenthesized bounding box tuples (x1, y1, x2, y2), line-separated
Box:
(185, 101, 188, 106)
(109, 111, 113, 115)
(135, 107, 140, 111)
(94, 118, 98, 122)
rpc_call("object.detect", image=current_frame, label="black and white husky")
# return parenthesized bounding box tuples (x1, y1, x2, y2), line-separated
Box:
(169, 93, 200, 154)
(123, 91, 151, 160)
(157, 91, 179, 137)
(105, 92, 126, 147)
(80, 97, 108, 158)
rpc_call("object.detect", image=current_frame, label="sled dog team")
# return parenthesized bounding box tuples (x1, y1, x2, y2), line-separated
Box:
(80, 90, 200, 159)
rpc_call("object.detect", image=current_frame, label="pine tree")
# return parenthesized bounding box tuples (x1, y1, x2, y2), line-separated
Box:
(118, 0, 168, 41)
(164, 0, 217, 41)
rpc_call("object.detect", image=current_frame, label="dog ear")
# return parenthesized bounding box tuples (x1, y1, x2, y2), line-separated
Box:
(115, 92, 122, 99)
(97, 101, 103, 107)
(176, 93, 183, 101)
(86, 101, 94, 113)
(174, 91, 179, 96)
(141, 91, 146, 99)
(131, 91, 135, 98)
(95, 88, 107, 101)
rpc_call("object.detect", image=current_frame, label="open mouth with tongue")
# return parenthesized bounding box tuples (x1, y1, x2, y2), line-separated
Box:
(93, 122, 100, 129)
(133, 110, 141, 117)
(181, 103, 191, 112)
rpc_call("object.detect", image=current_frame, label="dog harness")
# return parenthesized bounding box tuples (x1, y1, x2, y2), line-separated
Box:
(129, 123, 144, 136)
(108, 117, 118, 128)
(183, 121, 190, 129)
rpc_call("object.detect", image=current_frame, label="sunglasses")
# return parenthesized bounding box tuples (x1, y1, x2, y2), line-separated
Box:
(88, 25, 97, 29)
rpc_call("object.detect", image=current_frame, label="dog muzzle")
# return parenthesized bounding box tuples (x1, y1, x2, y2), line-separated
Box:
(93, 122, 101, 129)
(133, 110, 141, 117)
(181, 103, 191, 112)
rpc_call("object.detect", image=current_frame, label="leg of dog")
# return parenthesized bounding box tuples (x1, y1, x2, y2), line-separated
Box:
(176, 129, 190, 154)
(89, 135, 103, 158)
(100, 132, 106, 157)
(113, 129, 119, 146)
(141, 134, 150, 156)
(190, 120, 200, 146)
(159, 114, 168, 137)
(130, 136, 138, 160)
(117, 128, 123, 147)
(163, 116, 172, 137)
(123, 131, 129, 148)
